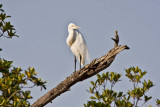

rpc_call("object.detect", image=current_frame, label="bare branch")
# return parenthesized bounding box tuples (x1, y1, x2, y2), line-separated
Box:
(0, 32, 4, 37)
(8, 90, 20, 101)
(30, 30, 129, 107)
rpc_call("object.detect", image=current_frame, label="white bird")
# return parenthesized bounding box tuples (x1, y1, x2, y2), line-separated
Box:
(66, 23, 89, 72)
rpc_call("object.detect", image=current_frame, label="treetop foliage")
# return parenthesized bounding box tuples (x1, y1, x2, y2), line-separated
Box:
(0, 4, 18, 39)
(84, 66, 160, 107)
(0, 4, 46, 106)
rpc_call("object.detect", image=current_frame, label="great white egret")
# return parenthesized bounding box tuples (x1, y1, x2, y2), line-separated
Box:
(66, 23, 89, 72)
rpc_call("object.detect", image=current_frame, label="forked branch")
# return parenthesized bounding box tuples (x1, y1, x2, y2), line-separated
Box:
(31, 30, 129, 107)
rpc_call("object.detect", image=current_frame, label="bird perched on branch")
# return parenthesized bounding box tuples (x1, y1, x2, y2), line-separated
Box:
(66, 23, 89, 72)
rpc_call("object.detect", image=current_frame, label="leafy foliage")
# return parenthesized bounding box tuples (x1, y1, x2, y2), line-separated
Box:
(84, 66, 156, 107)
(156, 99, 160, 106)
(0, 4, 46, 106)
(0, 4, 18, 38)
(0, 59, 46, 106)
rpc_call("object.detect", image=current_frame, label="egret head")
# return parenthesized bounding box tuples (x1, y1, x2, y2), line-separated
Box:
(68, 23, 80, 30)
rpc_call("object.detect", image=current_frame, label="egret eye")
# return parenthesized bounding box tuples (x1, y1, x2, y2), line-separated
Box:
(72, 25, 75, 27)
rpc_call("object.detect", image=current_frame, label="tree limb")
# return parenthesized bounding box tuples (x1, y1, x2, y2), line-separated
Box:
(30, 30, 129, 107)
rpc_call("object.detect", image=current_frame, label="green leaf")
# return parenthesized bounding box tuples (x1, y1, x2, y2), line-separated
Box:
(95, 91, 100, 99)
(8, 88, 10, 94)
(135, 66, 138, 72)
(0, 4, 2, 8)
(90, 96, 96, 99)
(156, 99, 160, 105)
(102, 73, 106, 78)
(97, 74, 101, 80)
(6, 15, 11, 18)
(117, 92, 123, 97)
(144, 95, 152, 102)
(90, 81, 94, 86)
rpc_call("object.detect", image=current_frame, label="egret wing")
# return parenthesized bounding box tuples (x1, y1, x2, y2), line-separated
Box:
(75, 30, 90, 65)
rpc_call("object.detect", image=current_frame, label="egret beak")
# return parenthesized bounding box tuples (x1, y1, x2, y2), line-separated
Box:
(74, 25, 80, 29)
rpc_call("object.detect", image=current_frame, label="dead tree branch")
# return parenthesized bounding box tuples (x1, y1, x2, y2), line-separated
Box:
(30, 30, 129, 107)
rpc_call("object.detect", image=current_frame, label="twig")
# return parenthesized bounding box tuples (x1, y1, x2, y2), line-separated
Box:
(140, 101, 146, 107)
(8, 90, 20, 101)
(0, 32, 4, 37)
(135, 98, 139, 107)
(133, 81, 136, 106)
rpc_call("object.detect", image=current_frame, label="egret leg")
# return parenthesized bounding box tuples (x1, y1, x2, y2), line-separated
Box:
(80, 55, 81, 69)
(74, 56, 76, 72)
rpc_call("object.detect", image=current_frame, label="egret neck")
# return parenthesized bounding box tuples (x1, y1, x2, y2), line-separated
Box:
(67, 28, 76, 47)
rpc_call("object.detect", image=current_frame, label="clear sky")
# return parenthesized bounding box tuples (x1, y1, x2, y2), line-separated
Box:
(1, 0, 160, 107)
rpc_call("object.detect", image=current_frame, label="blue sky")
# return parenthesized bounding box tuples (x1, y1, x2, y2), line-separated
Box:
(1, 0, 160, 107)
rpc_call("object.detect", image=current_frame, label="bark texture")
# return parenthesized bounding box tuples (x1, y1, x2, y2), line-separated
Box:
(31, 30, 129, 107)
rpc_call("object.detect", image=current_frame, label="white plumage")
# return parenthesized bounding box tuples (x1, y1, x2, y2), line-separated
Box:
(66, 23, 89, 70)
